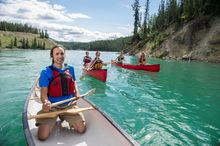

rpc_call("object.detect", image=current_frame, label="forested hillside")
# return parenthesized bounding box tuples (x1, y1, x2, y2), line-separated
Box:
(0, 21, 55, 49)
(57, 36, 131, 52)
(129, 0, 220, 63)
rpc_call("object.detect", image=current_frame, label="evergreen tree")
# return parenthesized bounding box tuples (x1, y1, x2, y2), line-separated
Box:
(170, 0, 178, 22)
(45, 30, 49, 38)
(37, 40, 41, 48)
(22, 38, 26, 49)
(183, 0, 194, 20)
(10, 39, 13, 48)
(132, 0, 140, 40)
(41, 30, 44, 38)
(14, 37, 17, 47)
(157, 0, 166, 29)
(43, 42, 46, 49)
(143, 0, 150, 35)
(0, 21, 40, 34)
(26, 39, 29, 49)
(33, 37, 37, 48)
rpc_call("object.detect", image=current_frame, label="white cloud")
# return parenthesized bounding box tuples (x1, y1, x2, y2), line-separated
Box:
(53, 4, 64, 10)
(117, 24, 133, 35)
(67, 13, 91, 19)
(0, 0, 124, 42)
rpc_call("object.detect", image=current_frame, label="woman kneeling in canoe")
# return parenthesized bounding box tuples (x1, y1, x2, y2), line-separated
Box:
(89, 51, 107, 70)
(37, 45, 86, 141)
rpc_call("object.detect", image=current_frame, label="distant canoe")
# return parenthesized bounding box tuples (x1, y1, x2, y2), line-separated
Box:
(83, 68, 107, 82)
(111, 60, 160, 72)
(22, 78, 140, 146)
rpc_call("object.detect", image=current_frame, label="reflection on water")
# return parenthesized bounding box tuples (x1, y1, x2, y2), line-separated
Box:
(81, 77, 108, 94)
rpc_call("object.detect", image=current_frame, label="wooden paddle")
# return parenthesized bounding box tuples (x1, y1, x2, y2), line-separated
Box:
(28, 106, 94, 120)
(87, 56, 104, 71)
(30, 88, 96, 106)
(50, 88, 96, 107)
(79, 69, 87, 80)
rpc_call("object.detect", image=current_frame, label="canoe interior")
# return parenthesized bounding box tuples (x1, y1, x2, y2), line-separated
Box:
(23, 79, 139, 146)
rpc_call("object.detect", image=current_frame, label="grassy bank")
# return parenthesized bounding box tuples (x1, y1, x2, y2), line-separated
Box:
(0, 31, 56, 49)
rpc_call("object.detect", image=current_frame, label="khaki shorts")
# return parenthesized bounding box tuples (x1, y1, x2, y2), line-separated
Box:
(35, 105, 85, 127)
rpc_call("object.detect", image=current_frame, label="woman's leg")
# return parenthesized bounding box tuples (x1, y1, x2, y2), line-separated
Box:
(38, 124, 54, 140)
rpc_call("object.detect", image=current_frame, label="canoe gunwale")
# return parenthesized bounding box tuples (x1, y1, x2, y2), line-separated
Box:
(22, 78, 38, 146)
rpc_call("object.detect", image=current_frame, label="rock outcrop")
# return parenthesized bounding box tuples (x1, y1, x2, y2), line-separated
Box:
(132, 15, 220, 63)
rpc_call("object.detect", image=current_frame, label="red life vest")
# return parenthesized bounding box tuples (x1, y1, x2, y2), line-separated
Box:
(48, 65, 75, 97)
(84, 56, 92, 65)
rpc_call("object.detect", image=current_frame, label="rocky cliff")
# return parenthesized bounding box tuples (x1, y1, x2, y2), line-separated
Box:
(131, 15, 220, 63)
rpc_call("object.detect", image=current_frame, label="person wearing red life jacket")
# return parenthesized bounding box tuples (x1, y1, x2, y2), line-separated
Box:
(37, 45, 86, 141)
(83, 50, 92, 68)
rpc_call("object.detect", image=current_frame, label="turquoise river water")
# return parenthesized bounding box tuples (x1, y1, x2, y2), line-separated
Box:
(0, 49, 220, 146)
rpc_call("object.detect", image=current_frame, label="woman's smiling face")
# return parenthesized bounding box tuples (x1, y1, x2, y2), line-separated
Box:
(52, 47, 65, 65)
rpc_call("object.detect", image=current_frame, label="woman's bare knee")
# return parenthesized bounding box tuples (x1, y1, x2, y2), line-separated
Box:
(71, 121, 86, 134)
(38, 124, 51, 141)
(77, 125, 86, 133)
(38, 134, 49, 141)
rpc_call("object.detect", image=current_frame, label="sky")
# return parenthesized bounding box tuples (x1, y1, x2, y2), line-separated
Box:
(0, 0, 160, 42)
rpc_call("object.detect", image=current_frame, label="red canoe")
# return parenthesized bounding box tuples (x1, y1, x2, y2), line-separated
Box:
(83, 68, 107, 82)
(111, 60, 160, 72)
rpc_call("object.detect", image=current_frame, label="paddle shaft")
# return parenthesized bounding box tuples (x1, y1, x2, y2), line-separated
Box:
(50, 92, 87, 107)
(87, 57, 99, 70)
(31, 89, 95, 106)
(50, 88, 95, 107)
(28, 107, 94, 120)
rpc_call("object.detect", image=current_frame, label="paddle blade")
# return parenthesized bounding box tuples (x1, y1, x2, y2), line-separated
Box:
(79, 75, 85, 80)
(84, 88, 96, 97)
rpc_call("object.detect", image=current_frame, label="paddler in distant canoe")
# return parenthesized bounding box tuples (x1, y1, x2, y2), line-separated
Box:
(138, 52, 147, 65)
(83, 50, 92, 68)
(115, 50, 125, 64)
(89, 51, 107, 70)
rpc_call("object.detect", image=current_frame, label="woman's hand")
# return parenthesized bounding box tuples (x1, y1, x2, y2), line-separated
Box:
(42, 99, 51, 112)
(75, 92, 80, 100)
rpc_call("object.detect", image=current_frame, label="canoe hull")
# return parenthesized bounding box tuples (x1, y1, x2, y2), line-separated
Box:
(111, 60, 160, 72)
(22, 78, 139, 146)
(83, 69, 107, 82)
